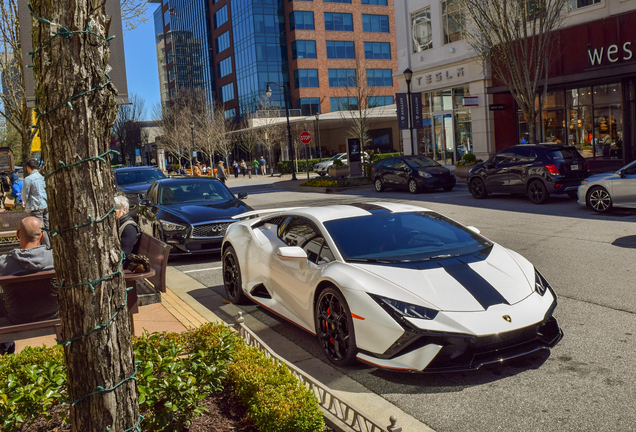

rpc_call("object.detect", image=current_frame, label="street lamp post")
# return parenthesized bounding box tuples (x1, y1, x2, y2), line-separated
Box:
(189, 121, 195, 176)
(265, 82, 297, 181)
(403, 68, 416, 156)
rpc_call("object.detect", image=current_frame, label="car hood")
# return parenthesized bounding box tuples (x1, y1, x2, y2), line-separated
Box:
(351, 244, 533, 312)
(584, 172, 619, 183)
(161, 200, 252, 224)
(117, 182, 153, 195)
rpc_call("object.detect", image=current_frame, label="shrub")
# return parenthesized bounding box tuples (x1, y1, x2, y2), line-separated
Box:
(277, 158, 323, 175)
(228, 344, 325, 432)
(300, 178, 343, 187)
(332, 158, 344, 167)
(0, 345, 66, 431)
(462, 153, 477, 163)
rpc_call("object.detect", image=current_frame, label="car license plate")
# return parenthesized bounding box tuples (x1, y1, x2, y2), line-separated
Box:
(571, 164, 579, 170)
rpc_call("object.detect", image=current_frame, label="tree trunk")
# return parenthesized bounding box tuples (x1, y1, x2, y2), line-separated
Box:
(20, 107, 32, 165)
(31, 1, 139, 431)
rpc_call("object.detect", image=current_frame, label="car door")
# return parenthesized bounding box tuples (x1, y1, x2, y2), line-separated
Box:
(381, 158, 401, 186)
(510, 147, 537, 193)
(393, 159, 411, 190)
(484, 150, 516, 192)
(611, 161, 636, 207)
(269, 217, 325, 326)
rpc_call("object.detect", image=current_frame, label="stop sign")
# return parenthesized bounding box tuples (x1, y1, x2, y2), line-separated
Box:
(299, 131, 312, 144)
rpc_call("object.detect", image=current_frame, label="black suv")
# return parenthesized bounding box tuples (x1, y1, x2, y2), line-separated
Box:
(468, 144, 588, 204)
(114, 167, 166, 217)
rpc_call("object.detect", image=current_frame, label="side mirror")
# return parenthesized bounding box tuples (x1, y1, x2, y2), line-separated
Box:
(139, 199, 151, 207)
(619, 169, 625, 178)
(237, 192, 248, 199)
(466, 226, 481, 235)
(276, 246, 308, 269)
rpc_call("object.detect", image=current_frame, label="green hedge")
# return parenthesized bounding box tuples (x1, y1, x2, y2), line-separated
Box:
(277, 158, 325, 175)
(0, 323, 325, 432)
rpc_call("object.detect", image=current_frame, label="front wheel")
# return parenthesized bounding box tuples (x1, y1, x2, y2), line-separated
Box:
(315, 287, 357, 366)
(318, 172, 326, 177)
(587, 186, 612, 212)
(408, 179, 420, 194)
(469, 177, 488, 199)
(528, 180, 549, 204)
(222, 245, 247, 304)
(374, 178, 385, 192)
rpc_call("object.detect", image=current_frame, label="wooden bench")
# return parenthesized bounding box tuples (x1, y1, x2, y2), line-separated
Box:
(135, 232, 171, 306)
(0, 269, 153, 344)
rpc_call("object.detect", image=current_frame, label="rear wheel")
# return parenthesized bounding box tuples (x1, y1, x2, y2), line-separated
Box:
(222, 245, 247, 304)
(318, 172, 326, 177)
(315, 287, 357, 366)
(374, 178, 384, 192)
(587, 186, 612, 212)
(408, 179, 420, 194)
(528, 180, 549, 204)
(469, 177, 488, 199)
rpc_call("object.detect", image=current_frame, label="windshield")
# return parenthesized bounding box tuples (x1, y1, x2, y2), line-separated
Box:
(329, 154, 345, 161)
(159, 180, 234, 205)
(116, 169, 165, 186)
(323, 211, 492, 262)
(406, 157, 441, 168)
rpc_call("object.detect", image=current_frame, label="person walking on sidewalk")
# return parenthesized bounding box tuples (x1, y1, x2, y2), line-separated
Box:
(252, 158, 260, 176)
(259, 156, 267, 175)
(22, 159, 50, 247)
(193, 162, 202, 177)
(217, 160, 227, 184)
(240, 159, 247, 177)
(232, 160, 239, 178)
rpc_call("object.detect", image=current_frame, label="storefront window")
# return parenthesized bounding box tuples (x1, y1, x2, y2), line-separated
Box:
(432, 89, 452, 111)
(593, 83, 621, 105)
(567, 106, 593, 154)
(541, 90, 565, 110)
(455, 110, 472, 156)
(593, 105, 623, 158)
(566, 87, 592, 106)
(419, 115, 434, 157)
(411, 8, 432, 53)
(453, 85, 470, 109)
(542, 109, 566, 144)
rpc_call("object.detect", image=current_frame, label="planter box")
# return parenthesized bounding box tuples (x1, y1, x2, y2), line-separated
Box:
(328, 166, 350, 177)
(454, 164, 475, 179)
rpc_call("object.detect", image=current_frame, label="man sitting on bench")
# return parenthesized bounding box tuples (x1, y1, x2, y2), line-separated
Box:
(0, 217, 53, 355)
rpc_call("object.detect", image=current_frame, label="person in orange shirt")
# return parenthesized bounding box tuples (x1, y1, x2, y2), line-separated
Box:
(193, 162, 202, 177)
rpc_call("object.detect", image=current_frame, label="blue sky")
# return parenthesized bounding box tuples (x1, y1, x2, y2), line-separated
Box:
(123, 6, 161, 120)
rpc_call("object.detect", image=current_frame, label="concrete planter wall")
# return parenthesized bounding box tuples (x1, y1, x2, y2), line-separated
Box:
(329, 166, 350, 177)
(454, 164, 476, 179)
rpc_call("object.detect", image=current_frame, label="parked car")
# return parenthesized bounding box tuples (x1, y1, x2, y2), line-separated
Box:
(372, 155, 456, 193)
(468, 144, 588, 204)
(114, 167, 166, 217)
(137, 177, 251, 255)
(577, 159, 636, 212)
(313, 152, 369, 176)
(222, 202, 562, 371)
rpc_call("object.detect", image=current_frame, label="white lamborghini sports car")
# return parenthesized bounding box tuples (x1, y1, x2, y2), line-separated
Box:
(222, 202, 563, 372)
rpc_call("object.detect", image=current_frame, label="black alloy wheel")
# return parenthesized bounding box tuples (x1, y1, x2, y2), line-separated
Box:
(408, 179, 420, 194)
(223, 245, 247, 304)
(469, 177, 488, 199)
(587, 186, 612, 212)
(315, 287, 357, 366)
(374, 178, 385, 192)
(318, 173, 326, 177)
(528, 180, 549, 204)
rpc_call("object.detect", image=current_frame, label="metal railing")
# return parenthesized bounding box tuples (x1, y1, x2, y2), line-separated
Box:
(236, 312, 403, 432)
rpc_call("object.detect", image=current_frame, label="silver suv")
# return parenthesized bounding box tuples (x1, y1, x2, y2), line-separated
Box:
(313, 153, 347, 176)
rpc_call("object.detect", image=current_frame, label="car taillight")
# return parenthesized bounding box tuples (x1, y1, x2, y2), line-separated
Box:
(545, 164, 560, 175)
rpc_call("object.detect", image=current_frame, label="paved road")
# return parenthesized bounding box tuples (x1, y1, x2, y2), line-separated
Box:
(171, 177, 636, 432)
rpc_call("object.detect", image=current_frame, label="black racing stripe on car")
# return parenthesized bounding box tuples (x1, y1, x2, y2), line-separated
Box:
(441, 263, 510, 310)
(348, 203, 392, 212)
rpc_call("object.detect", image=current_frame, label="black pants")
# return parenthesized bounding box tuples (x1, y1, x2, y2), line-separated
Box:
(219, 177, 226, 184)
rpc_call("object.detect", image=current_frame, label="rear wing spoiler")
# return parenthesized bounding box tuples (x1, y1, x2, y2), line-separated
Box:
(231, 207, 302, 220)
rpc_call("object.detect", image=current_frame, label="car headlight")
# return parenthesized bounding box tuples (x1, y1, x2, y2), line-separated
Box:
(534, 269, 551, 296)
(370, 294, 438, 320)
(159, 219, 187, 231)
(418, 170, 432, 178)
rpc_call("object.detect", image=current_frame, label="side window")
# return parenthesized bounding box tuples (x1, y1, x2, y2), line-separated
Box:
(318, 242, 335, 264)
(279, 217, 319, 248)
(395, 160, 408, 170)
(515, 147, 537, 162)
(302, 236, 335, 265)
(384, 158, 398, 168)
(493, 150, 515, 164)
